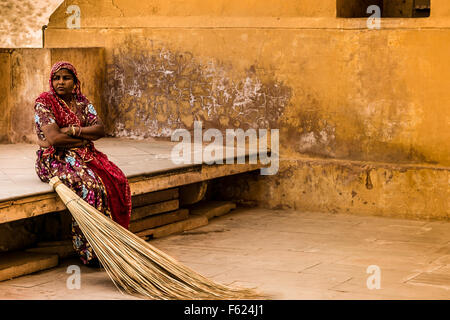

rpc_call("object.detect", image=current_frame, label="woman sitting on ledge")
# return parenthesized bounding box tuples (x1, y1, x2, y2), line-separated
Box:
(34, 61, 132, 267)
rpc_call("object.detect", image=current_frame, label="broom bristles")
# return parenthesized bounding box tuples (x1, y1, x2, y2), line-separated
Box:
(49, 176, 265, 300)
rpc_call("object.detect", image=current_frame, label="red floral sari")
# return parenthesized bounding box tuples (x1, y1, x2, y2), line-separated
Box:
(34, 61, 131, 265)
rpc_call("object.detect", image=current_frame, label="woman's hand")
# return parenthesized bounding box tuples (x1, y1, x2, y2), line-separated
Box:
(38, 136, 89, 149)
(41, 123, 86, 148)
(60, 126, 82, 138)
(60, 127, 70, 135)
(76, 123, 105, 141)
(38, 140, 51, 148)
(70, 139, 90, 148)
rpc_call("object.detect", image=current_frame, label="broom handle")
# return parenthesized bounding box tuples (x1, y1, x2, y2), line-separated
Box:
(49, 176, 62, 189)
(49, 176, 84, 207)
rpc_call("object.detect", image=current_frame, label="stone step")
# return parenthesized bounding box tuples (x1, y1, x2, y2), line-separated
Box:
(129, 209, 189, 233)
(25, 242, 75, 259)
(189, 201, 236, 220)
(132, 188, 179, 208)
(131, 199, 179, 222)
(37, 240, 72, 247)
(211, 159, 450, 221)
(179, 182, 208, 206)
(0, 251, 59, 282)
(136, 216, 208, 240)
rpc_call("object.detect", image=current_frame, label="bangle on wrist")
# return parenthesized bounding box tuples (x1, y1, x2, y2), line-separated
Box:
(77, 126, 82, 137)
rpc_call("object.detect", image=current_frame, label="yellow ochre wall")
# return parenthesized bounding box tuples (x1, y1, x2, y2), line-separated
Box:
(44, 0, 450, 167)
(0, 0, 437, 219)
(0, 51, 11, 143)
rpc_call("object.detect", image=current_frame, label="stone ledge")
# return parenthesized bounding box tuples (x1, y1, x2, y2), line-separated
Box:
(130, 208, 189, 233)
(212, 158, 450, 221)
(0, 139, 262, 225)
(189, 201, 236, 220)
(136, 215, 208, 240)
(132, 188, 179, 208)
(0, 251, 59, 282)
(25, 242, 75, 259)
(131, 199, 180, 222)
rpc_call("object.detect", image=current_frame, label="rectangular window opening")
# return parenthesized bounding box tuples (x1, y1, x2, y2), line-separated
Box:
(337, 0, 430, 18)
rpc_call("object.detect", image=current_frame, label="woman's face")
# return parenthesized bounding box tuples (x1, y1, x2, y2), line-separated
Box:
(52, 68, 75, 97)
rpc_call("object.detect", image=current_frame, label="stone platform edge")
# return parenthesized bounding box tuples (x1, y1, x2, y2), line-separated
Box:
(0, 161, 263, 225)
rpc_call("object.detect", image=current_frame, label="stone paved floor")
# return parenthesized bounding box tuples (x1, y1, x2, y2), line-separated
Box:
(0, 207, 448, 300)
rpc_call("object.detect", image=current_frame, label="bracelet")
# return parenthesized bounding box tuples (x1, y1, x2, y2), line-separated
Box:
(71, 125, 76, 136)
(77, 126, 82, 137)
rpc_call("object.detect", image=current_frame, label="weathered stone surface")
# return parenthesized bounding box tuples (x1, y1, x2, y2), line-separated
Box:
(0, 211, 72, 253)
(36, 240, 72, 247)
(136, 216, 208, 240)
(213, 159, 450, 221)
(0, 208, 449, 299)
(189, 201, 236, 220)
(131, 199, 179, 222)
(179, 182, 208, 206)
(43, 3, 450, 167)
(0, 1, 63, 48)
(129, 162, 262, 196)
(0, 140, 262, 225)
(406, 272, 450, 288)
(130, 209, 189, 233)
(132, 188, 179, 208)
(0, 219, 41, 253)
(25, 243, 75, 259)
(0, 251, 58, 282)
(0, 193, 66, 224)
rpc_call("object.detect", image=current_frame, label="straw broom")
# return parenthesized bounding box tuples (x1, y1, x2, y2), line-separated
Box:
(49, 176, 263, 300)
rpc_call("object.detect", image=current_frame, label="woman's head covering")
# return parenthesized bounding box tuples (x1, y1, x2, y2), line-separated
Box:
(49, 61, 83, 99)
(36, 61, 90, 127)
